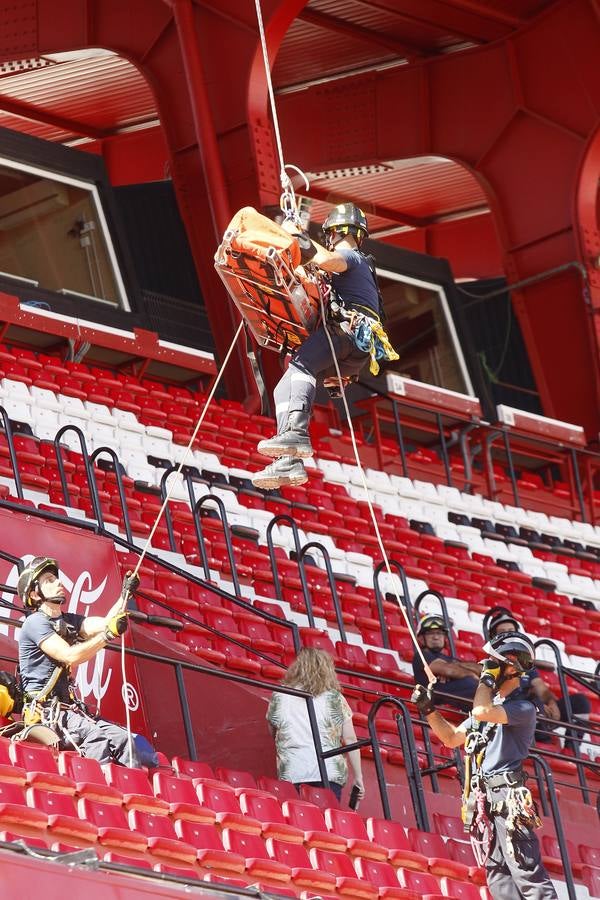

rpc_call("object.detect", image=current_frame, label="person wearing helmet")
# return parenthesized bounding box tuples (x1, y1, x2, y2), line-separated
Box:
(411, 631, 558, 900)
(488, 611, 590, 749)
(17, 556, 143, 766)
(412, 614, 481, 710)
(252, 202, 398, 490)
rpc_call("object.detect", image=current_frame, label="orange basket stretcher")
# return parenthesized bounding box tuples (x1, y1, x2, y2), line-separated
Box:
(214, 206, 324, 353)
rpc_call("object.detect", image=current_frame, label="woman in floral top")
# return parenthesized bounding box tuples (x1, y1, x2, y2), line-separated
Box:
(266, 648, 365, 802)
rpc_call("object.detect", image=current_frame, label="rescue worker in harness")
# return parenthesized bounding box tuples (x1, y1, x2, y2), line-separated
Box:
(17, 556, 142, 766)
(412, 631, 558, 900)
(252, 202, 398, 491)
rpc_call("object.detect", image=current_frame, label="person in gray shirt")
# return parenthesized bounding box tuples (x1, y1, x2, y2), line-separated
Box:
(18, 556, 142, 766)
(412, 631, 558, 900)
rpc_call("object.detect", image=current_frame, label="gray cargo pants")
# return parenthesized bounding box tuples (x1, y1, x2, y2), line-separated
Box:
(485, 786, 558, 899)
(274, 325, 368, 432)
(60, 707, 142, 767)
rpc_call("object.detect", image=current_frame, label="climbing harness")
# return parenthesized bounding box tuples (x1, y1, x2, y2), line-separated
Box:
(462, 722, 495, 865)
(327, 296, 399, 376)
(461, 719, 541, 865)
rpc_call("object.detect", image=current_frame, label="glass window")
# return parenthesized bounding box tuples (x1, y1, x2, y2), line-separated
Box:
(378, 269, 473, 395)
(0, 159, 127, 307)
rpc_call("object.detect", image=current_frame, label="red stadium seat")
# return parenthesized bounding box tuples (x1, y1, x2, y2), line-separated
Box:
(58, 752, 123, 804)
(366, 818, 428, 870)
(282, 799, 347, 851)
(324, 808, 387, 860)
(78, 798, 147, 852)
(0, 737, 26, 785)
(174, 820, 245, 873)
(238, 790, 304, 843)
(221, 828, 292, 882)
(152, 862, 200, 878)
(310, 848, 378, 899)
(0, 782, 47, 831)
(541, 835, 583, 878)
(265, 838, 337, 893)
(213, 766, 257, 792)
(439, 876, 482, 899)
(256, 776, 299, 803)
(128, 809, 197, 863)
(408, 828, 471, 880)
(152, 771, 216, 823)
(354, 857, 418, 899)
(26, 788, 97, 843)
(196, 782, 261, 833)
(433, 813, 468, 841)
(171, 757, 215, 781)
(397, 867, 444, 895)
(102, 763, 169, 814)
(102, 851, 152, 869)
(9, 742, 75, 794)
(299, 784, 341, 810)
(445, 839, 486, 886)
(582, 865, 600, 898)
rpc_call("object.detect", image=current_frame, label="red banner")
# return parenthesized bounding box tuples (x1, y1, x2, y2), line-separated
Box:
(0, 508, 147, 734)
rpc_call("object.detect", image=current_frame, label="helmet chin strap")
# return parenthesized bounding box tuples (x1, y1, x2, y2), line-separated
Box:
(35, 581, 64, 606)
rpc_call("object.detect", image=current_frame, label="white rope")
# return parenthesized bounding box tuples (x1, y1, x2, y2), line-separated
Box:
(118, 319, 245, 757)
(254, 0, 307, 224)
(253, 0, 432, 682)
(317, 293, 436, 684)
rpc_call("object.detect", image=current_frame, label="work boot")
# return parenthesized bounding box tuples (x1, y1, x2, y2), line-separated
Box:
(257, 411, 313, 459)
(251, 456, 308, 490)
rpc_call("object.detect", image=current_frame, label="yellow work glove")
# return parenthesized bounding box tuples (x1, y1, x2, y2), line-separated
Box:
(104, 611, 129, 642)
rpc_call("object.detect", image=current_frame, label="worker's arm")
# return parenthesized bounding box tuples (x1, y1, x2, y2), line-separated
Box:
(411, 685, 467, 748)
(39, 630, 109, 667)
(280, 218, 348, 273)
(428, 657, 479, 681)
(80, 596, 126, 639)
(471, 681, 509, 725)
(530, 676, 560, 720)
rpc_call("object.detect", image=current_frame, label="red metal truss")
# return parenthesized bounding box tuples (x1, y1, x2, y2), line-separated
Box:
(0, 0, 597, 431)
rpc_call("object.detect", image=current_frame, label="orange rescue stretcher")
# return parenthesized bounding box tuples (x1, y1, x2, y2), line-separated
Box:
(214, 206, 324, 353)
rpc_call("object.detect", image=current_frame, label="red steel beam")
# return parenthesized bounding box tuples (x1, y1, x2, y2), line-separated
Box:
(298, 8, 426, 59)
(0, 92, 109, 139)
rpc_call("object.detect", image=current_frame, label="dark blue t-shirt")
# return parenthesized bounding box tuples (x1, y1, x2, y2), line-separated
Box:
(331, 249, 380, 317)
(477, 688, 536, 775)
(19, 611, 85, 700)
(412, 649, 478, 702)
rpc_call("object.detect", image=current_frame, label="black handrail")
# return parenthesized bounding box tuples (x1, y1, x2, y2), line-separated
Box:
(54, 425, 104, 527)
(529, 752, 577, 900)
(157, 466, 180, 554)
(373, 559, 414, 649)
(266, 514, 314, 628)
(414, 588, 457, 657)
(90, 446, 133, 545)
(534, 637, 590, 804)
(298, 540, 346, 642)
(0, 406, 23, 499)
(194, 493, 242, 598)
(184, 471, 212, 580)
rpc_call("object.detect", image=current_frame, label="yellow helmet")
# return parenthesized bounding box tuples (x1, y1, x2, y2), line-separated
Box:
(17, 557, 59, 609)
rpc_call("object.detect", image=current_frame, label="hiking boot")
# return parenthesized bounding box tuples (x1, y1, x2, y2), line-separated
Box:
(257, 430, 313, 459)
(251, 456, 308, 490)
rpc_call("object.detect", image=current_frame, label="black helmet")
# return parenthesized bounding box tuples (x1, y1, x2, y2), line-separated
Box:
(322, 203, 369, 247)
(484, 606, 521, 640)
(17, 557, 59, 609)
(483, 631, 534, 674)
(416, 614, 448, 637)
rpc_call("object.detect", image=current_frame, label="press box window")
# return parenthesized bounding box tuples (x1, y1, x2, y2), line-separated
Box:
(0, 159, 128, 308)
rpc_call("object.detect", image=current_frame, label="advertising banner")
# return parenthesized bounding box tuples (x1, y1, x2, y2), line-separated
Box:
(0, 508, 148, 734)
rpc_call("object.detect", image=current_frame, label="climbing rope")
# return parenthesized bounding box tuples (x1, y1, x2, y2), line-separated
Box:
(253, 0, 434, 682)
(317, 293, 435, 682)
(254, 0, 308, 225)
(119, 319, 245, 755)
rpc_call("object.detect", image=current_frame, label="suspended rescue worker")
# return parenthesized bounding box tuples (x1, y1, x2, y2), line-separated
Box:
(17, 556, 142, 766)
(411, 631, 558, 900)
(252, 202, 398, 490)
